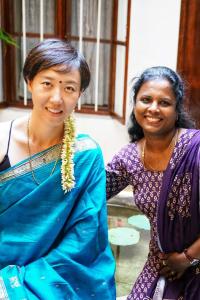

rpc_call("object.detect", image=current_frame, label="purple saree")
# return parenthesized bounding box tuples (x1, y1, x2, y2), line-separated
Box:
(106, 129, 200, 300)
(154, 130, 200, 300)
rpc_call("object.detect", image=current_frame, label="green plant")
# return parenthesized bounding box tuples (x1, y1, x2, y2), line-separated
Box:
(0, 28, 18, 47)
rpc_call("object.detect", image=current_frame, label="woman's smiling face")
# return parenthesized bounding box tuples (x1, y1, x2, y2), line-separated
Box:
(134, 79, 177, 137)
(27, 66, 81, 125)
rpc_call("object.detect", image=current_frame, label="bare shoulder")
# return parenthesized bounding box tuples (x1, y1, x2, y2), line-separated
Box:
(0, 121, 12, 161)
(0, 117, 27, 161)
(0, 121, 12, 142)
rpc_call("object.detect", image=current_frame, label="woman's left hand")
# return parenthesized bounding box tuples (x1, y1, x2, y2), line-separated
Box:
(159, 251, 190, 281)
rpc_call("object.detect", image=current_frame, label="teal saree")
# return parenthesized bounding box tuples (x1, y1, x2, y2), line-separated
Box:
(0, 134, 116, 300)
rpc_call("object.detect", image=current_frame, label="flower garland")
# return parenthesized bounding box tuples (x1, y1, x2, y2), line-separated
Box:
(61, 113, 76, 193)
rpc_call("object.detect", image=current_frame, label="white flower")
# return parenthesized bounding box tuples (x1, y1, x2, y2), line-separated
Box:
(61, 114, 76, 193)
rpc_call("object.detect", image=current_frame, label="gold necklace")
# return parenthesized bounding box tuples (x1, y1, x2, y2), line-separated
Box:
(27, 118, 61, 185)
(142, 129, 179, 171)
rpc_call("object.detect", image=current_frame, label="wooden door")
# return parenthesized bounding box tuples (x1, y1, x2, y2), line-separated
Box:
(177, 0, 200, 128)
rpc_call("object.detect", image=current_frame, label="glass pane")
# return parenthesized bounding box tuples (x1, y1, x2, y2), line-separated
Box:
(100, 0, 113, 39)
(81, 42, 96, 105)
(70, 2, 78, 37)
(16, 37, 40, 101)
(13, 0, 22, 33)
(71, 40, 94, 105)
(14, 0, 55, 34)
(117, 0, 128, 41)
(114, 45, 126, 117)
(98, 43, 110, 106)
(71, 41, 110, 107)
(71, 0, 113, 39)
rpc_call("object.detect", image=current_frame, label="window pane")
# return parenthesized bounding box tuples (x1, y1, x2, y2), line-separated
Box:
(13, 0, 22, 33)
(16, 37, 40, 101)
(14, 0, 55, 34)
(98, 43, 110, 106)
(81, 41, 96, 105)
(114, 45, 126, 117)
(72, 41, 110, 108)
(71, 0, 113, 39)
(100, 0, 113, 39)
(117, 0, 128, 41)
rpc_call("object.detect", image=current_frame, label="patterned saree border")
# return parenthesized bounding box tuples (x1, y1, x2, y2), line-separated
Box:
(0, 144, 62, 183)
(0, 136, 97, 183)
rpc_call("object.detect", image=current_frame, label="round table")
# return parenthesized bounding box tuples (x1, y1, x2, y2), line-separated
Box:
(108, 227, 140, 262)
(128, 215, 150, 230)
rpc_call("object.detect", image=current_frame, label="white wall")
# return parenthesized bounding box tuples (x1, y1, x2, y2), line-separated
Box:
(75, 113, 129, 163)
(0, 41, 3, 102)
(126, 0, 182, 121)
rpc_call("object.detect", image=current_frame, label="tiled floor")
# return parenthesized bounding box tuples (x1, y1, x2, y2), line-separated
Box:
(107, 204, 150, 298)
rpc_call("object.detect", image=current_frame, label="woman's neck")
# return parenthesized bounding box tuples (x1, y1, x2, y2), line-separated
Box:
(28, 114, 64, 150)
(141, 128, 180, 171)
(144, 129, 177, 153)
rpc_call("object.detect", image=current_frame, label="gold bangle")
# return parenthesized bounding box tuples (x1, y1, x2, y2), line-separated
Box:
(183, 249, 200, 266)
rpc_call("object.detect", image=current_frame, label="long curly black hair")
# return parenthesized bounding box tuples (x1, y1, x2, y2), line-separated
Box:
(128, 66, 195, 142)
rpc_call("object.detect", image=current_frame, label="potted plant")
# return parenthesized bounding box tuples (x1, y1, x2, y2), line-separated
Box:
(0, 28, 18, 47)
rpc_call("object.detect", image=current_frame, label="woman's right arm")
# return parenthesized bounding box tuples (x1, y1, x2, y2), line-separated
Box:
(106, 149, 130, 200)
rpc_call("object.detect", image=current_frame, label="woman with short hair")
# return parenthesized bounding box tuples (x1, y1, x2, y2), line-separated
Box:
(0, 39, 116, 300)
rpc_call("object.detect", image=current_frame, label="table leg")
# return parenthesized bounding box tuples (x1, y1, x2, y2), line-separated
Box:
(116, 245, 120, 263)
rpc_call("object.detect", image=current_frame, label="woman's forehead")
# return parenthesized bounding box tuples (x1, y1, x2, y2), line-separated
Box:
(137, 79, 176, 98)
(34, 67, 81, 84)
(39, 66, 79, 76)
(143, 78, 171, 86)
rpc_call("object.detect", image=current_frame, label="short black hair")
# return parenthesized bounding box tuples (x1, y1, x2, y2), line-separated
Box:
(23, 39, 90, 91)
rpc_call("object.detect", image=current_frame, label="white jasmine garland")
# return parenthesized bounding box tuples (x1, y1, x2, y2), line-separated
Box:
(61, 113, 76, 193)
